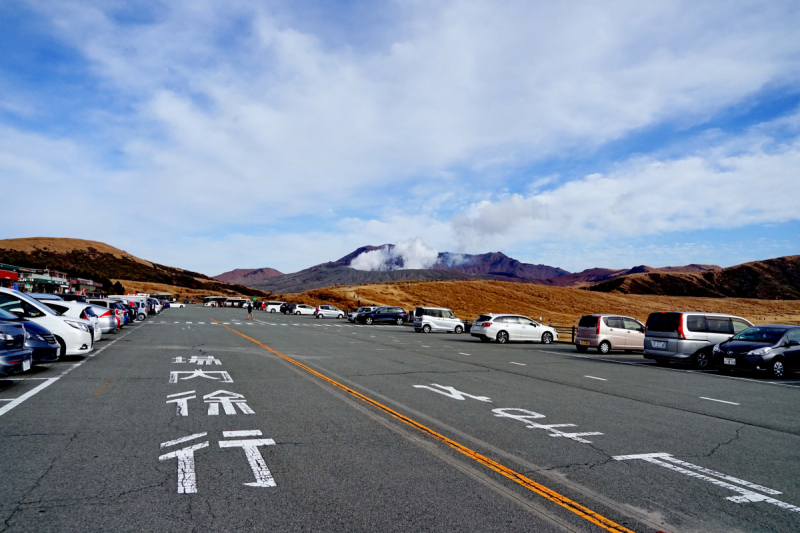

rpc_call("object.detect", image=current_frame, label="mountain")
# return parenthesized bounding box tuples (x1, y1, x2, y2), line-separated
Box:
(430, 252, 569, 280)
(543, 264, 720, 288)
(213, 267, 284, 285)
(589, 255, 800, 299)
(0, 237, 272, 298)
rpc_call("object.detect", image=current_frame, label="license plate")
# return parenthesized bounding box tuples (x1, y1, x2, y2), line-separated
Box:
(651, 340, 667, 349)
(724, 358, 736, 366)
(579, 340, 589, 345)
(22, 359, 31, 372)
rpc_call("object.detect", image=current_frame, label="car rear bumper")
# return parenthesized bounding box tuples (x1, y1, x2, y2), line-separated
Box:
(0, 348, 33, 376)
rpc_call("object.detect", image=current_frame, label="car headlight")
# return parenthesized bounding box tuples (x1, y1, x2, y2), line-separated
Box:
(25, 330, 45, 342)
(748, 347, 772, 356)
(712, 344, 721, 353)
(0, 333, 13, 341)
(65, 320, 90, 332)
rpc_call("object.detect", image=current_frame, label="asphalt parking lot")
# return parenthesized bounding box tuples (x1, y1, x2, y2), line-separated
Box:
(2, 306, 799, 532)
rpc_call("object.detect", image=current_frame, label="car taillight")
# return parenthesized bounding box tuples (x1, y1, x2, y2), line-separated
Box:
(678, 316, 686, 339)
(596, 320, 601, 335)
(481, 322, 492, 327)
(101, 310, 111, 317)
(80, 311, 87, 320)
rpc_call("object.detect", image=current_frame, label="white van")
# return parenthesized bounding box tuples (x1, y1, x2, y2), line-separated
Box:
(0, 288, 94, 356)
(265, 301, 284, 313)
(414, 307, 465, 334)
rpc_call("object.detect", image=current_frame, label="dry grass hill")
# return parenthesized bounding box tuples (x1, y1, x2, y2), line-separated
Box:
(0, 237, 273, 299)
(281, 279, 800, 326)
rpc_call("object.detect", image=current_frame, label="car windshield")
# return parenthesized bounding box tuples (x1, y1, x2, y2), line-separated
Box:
(731, 326, 787, 343)
(11, 291, 57, 316)
(372, 307, 387, 313)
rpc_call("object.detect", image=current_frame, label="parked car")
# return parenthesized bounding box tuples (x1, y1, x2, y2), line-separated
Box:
(413, 307, 464, 334)
(575, 314, 645, 354)
(88, 299, 128, 327)
(40, 301, 103, 343)
(315, 305, 344, 319)
(171, 302, 185, 308)
(643, 311, 753, 368)
(0, 288, 94, 356)
(355, 307, 408, 325)
(287, 304, 315, 316)
(280, 302, 297, 314)
(265, 301, 285, 313)
(0, 319, 32, 376)
(87, 304, 119, 335)
(711, 325, 800, 378)
(0, 308, 61, 364)
(470, 314, 558, 344)
(27, 293, 63, 301)
(59, 294, 88, 302)
(348, 306, 376, 323)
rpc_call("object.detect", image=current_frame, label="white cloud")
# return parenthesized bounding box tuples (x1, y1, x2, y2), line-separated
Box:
(350, 238, 439, 271)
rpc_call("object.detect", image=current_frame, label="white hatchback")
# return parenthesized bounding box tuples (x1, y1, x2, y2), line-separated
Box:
(40, 300, 103, 342)
(470, 314, 558, 344)
(348, 306, 376, 322)
(414, 307, 464, 334)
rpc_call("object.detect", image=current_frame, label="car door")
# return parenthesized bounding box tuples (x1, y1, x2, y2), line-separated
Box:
(517, 317, 537, 340)
(705, 316, 733, 347)
(784, 329, 800, 370)
(605, 317, 627, 348)
(443, 310, 459, 331)
(622, 318, 645, 349)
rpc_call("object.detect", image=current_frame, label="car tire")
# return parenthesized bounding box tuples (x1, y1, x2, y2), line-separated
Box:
(496, 331, 509, 344)
(541, 332, 553, 344)
(295, 311, 301, 315)
(454, 325, 463, 334)
(365, 317, 374, 325)
(270, 309, 276, 313)
(137, 313, 146, 321)
(422, 324, 432, 333)
(56, 337, 67, 359)
(395, 318, 403, 325)
(598, 341, 611, 354)
(337, 314, 343, 319)
(693, 350, 710, 369)
(316, 314, 323, 319)
(479, 335, 490, 343)
(770, 358, 785, 379)
(576, 345, 588, 353)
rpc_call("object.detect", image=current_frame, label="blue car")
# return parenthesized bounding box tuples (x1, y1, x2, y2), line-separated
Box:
(0, 319, 33, 376)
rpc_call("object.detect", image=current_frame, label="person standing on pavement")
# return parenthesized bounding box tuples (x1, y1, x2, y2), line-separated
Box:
(246, 300, 254, 320)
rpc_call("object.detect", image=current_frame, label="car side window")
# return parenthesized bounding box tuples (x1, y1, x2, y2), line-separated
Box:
(622, 318, 642, 331)
(787, 329, 800, 343)
(706, 317, 732, 334)
(686, 315, 707, 332)
(518, 317, 535, 326)
(503, 316, 520, 324)
(444, 310, 455, 319)
(47, 303, 69, 314)
(607, 317, 623, 329)
(732, 320, 750, 334)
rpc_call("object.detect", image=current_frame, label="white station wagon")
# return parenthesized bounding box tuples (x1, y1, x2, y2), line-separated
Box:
(470, 314, 558, 344)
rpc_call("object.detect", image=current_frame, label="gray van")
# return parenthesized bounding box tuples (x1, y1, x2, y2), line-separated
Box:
(643, 311, 753, 368)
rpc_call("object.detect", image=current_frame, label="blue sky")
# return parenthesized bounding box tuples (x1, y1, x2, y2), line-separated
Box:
(1, 0, 799, 275)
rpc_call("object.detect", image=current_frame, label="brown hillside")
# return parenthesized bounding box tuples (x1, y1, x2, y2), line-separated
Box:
(0, 237, 153, 266)
(281, 279, 800, 326)
(590, 255, 800, 299)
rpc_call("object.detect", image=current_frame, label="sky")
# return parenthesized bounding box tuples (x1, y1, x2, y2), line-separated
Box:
(1, 0, 799, 276)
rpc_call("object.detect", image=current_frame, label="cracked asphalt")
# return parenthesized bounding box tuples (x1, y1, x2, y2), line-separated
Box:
(1, 306, 799, 532)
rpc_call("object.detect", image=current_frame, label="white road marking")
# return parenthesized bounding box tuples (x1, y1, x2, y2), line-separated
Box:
(413, 384, 492, 402)
(219, 434, 277, 488)
(510, 362, 526, 366)
(584, 376, 607, 381)
(700, 397, 739, 405)
(613, 453, 798, 513)
(169, 370, 233, 383)
(459, 353, 471, 356)
(493, 408, 603, 444)
(159, 431, 208, 449)
(224, 430, 262, 437)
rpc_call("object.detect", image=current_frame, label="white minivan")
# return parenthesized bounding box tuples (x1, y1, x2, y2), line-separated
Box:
(414, 307, 465, 334)
(0, 288, 94, 356)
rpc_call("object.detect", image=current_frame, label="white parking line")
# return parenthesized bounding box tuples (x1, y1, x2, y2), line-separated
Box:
(700, 397, 740, 405)
(510, 362, 526, 366)
(459, 353, 471, 356)
(584, 376, 607, 381)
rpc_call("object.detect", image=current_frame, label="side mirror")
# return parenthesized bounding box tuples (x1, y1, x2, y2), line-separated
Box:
(788, 340, 800, 347)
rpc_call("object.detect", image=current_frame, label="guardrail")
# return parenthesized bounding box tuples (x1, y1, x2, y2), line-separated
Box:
(548, 325, 575, 344)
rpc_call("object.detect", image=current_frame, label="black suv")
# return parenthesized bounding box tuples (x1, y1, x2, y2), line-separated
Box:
(356, 307, 408, 325)
(711, 325, 800, 378)
(280, 303, 297, 314)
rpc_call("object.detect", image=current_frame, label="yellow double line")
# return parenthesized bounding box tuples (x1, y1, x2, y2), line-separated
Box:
(214, 319, 637, 533)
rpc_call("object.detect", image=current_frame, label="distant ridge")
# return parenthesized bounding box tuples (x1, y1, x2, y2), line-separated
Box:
(589, 255, 800, 299)
(214, 267, 284, 285)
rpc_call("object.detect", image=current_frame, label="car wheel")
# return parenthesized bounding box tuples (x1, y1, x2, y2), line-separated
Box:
(479, 335, 490, 343)
(337, 314, 343, 319)
(365, 317, 374, 325)
(270, 309, 276, 313)
(770, 358, 785, 379)
(395, 318, 403, 325)
(137, 313, 146, 321)
(541, 332, 553, 344)
(576, 345, 588, 353)
(422, 324, 432, 333)
(454, 325, 463, 334)
(693, 350, 710, 369)
(598, 341, 611, 354)
(316, 314, 323, 319)
(56, 337, 67, 358)
(496, 331, 509, 344)
(295, 311, 301, 315)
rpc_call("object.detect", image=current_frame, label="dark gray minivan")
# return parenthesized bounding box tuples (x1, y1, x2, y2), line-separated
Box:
(643, 312, 753, 368)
